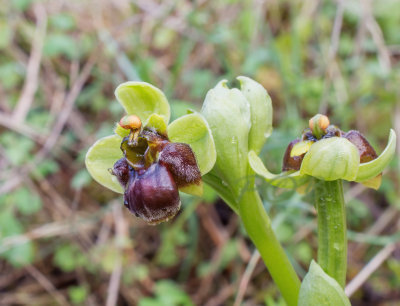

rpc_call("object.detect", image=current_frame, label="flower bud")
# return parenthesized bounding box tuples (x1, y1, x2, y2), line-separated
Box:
(124, 163, 180, 224)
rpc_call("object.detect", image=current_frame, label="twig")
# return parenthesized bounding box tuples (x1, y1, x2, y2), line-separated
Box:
(319, 0, 345, 114)
(345, 243, 398, 297)
(13, 4, 47, 123)
(25, 265, 70, 306)
(106, 203, 128, 306)
(234, 250, 261, 306)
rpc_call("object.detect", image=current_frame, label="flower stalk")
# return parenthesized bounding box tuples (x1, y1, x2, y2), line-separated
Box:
(238, 182, 301, 306)
(314, 179, 347, 288)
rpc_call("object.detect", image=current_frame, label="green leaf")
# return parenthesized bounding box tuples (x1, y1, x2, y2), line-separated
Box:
(115, 82, 170, 125)
(85, 135, 124, 194)
(300, 137, 360, 181)
(201, 80, 251, 194)
(14, 187, 42, 215)
(355, 129, 396, 183)
(238, 76, 273, 154)
(298, 260, 351, 306)
(168, 113, 216, 175)
(248, 150, 310, 189)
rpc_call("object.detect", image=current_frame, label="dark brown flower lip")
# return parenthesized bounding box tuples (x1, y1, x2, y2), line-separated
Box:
(111, 126, 201, 224)
(123, 162, 181, 224)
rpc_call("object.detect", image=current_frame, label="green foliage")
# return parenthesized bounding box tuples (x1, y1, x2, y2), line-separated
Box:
(298, 261, 350, 306)
(53, 243, 87, 272)
(138, 280, 194, 306)
(68, 286, 88, 304)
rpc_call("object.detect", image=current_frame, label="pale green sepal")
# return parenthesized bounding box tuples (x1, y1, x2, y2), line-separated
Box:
(248, 151, 310, 189)
(179, 181, 203, 197)
(237, 76, 273, 154)
(167, 113, 216, 175)
(355, 129, 396, 183)
(300, 137, 359, 181)
(201, 81, 250, 193)
(115, 81, 170, 124)
(85, 135, 124, 194)
(361, 174, 382, 190)
(144, 113, 167, 135)
(114, 123, 130, 138)
(298, 260, 351, 306)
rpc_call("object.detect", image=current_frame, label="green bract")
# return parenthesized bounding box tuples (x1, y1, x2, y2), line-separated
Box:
(85, 82, 216, 196)
(249, 129, 396, 190)
(298, 260, 351, 306)
(201, 77, 272, 195)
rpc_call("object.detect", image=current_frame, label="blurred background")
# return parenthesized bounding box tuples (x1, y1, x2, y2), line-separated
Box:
(1, 0, 399, 305)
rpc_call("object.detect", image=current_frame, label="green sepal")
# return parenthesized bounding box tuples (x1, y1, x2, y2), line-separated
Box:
(355, 129, 396, 183)
(298, 260, 351, 306)
(300, 137, 359, 181)
(85, 135, 124, 194)
(115, 81, 170, 125)
(248, 150, 310, 189)
(168, 112, 216, 176)
(114, 123, 130, 138)
(237, 76, 273, 154)
(201, 80, 250, 193)
(144, 113, 168, 136)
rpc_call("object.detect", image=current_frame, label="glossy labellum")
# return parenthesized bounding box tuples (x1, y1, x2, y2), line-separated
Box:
(112, 123, 201, 224)
(123, 163, 180, 224)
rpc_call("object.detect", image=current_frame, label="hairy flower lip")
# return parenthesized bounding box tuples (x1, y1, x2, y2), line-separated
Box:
(123, 162, 181, 224)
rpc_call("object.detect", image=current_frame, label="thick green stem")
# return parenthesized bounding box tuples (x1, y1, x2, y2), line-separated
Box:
(315, 179, 347, 287)
(238, 186, 300, 306)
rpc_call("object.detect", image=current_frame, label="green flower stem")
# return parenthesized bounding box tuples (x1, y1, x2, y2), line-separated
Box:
(315, 179, 347, 288)
(238, 184, 300, 306)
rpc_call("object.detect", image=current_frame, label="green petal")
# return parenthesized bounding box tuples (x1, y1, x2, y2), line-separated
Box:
(144, 113, 168, 135)
(201, 80, 250, 193)
(115, 81, 170, 124)
(355, 129, 396, 183)
(300, 137, 359, 181)
(298, 260, 351, 306)
(85, 135, 124, 194)
(168, 113, 216, 176)
(248, 151, 310, 189)
(237, 76, 273, 154)
(114, 123, 130, 138)
(179, 181, 203, 197)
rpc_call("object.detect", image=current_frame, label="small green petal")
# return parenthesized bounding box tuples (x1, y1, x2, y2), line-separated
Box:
(85, 135, 124, 194)
(168, 113, 216, 175)
(237, 76, 273, 154)
(179, 181, 203, 197)
(355, 129, 396, 183)
(300, 137, 359, 181)
(115, 81, 170, 124)
(248, 150, 310, 189)
(114, 123, 130, 138)
(144, 113, 167, 135)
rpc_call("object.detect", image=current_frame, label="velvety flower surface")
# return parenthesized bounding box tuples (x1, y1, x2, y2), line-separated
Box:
(85, 82, 216, 224)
